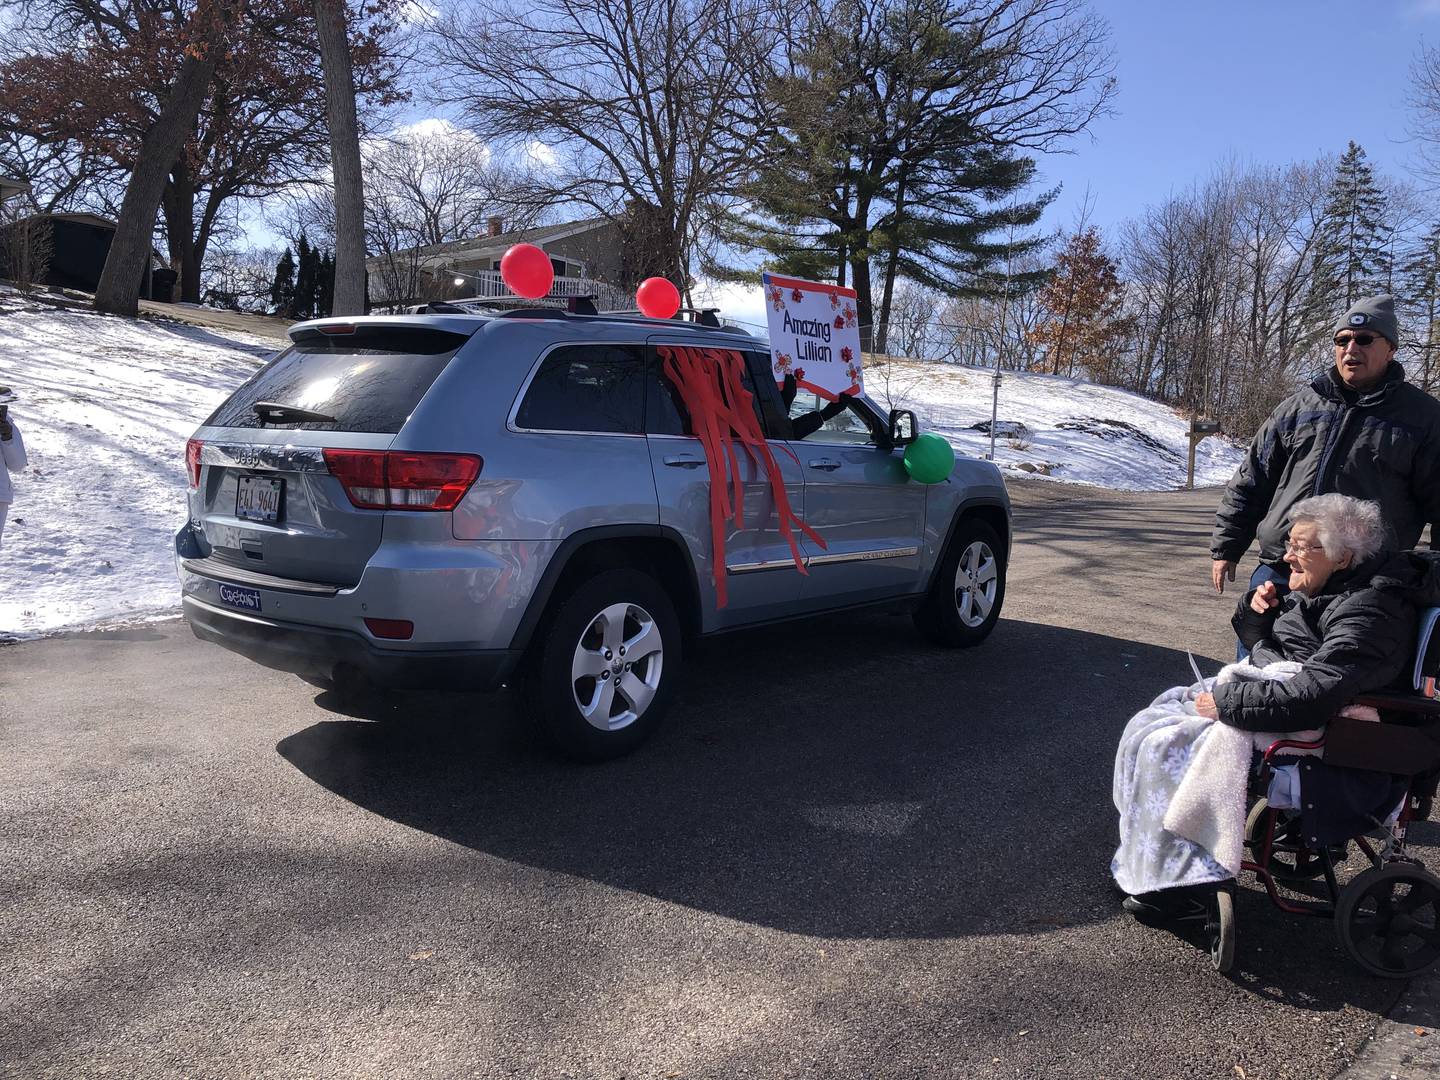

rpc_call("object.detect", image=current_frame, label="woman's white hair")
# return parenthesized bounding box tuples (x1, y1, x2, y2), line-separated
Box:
(1289, 494, 1387, 562)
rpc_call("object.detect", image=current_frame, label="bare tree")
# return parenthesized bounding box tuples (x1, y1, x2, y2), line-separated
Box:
(430, 0, 778, 293)
(1408, 42, 1440, 190)
(95, 42, 225, 315)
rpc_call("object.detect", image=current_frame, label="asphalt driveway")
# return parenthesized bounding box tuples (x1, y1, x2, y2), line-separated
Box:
(0, 480, 1434, 1079)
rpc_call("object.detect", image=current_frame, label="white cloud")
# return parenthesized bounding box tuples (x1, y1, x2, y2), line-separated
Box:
(523, 139, 559, 170)
(692, 277, 769, 336)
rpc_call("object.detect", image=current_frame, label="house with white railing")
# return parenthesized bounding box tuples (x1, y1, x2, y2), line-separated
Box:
(366, 215, 632, 311)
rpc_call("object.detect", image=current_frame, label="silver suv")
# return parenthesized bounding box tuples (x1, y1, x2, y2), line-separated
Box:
(176, 307, 1011, 758)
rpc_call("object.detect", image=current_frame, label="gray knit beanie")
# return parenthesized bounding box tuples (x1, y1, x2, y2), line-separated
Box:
(1334, 294, 1399, 348)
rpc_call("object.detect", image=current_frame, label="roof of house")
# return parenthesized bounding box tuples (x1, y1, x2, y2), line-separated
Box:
(0, 176, 33, 201)
(373, 216, 614, 268)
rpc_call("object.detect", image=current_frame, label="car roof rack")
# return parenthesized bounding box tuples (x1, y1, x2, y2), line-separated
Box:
(402, 297, 750, 335)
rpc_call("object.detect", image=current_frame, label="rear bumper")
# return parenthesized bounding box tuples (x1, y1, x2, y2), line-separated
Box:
(182, 596, 521, 692)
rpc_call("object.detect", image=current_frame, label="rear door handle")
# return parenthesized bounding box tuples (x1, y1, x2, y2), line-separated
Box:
(663, 455, 705, 469)
(808, 458, 842, 471)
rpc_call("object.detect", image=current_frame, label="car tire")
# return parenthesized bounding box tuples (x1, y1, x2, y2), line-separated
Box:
(912, 518, 1006, 648)
(523, 568, 682, 761)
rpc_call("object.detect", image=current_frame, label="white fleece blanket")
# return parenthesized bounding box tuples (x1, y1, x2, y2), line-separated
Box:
(1110, 660, 1319, 895)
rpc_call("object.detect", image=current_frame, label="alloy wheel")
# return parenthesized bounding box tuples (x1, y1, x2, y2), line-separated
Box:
(570, 601, 665, 732)
(952, 540, 999, 628)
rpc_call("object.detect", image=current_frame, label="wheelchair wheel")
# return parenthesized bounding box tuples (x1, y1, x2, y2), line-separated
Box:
(1244, 798, 1270, 848)
(1335, 864, 1440, 978)
(1245, 799, 1337, 880)
(1209, 889, 1235, 973)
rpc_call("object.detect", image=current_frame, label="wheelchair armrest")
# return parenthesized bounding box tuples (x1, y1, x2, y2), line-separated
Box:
(1351, 692, 1440, 718)
(1323, 714, 1440, 775)
(1261, 736, 1326, 765)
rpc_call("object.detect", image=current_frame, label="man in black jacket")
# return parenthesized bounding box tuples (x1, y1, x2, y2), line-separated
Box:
(1210, 295, 1440, 626)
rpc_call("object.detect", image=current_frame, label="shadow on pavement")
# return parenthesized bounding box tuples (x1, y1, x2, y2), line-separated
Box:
(275, 596, 1422, 1013)
(278, 615, 1237, 941)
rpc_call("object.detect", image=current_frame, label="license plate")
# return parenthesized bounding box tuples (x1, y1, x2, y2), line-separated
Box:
(236, 474, 284, 523)
(217, 583, 262, 612)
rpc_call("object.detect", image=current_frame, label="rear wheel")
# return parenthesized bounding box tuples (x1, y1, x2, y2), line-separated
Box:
(913, 519, 1006, 647)
(1336, 864, 1440, 978)
(523, 569, 681, 761)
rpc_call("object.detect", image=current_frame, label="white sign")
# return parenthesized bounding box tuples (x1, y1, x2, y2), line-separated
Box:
(762, 273, 863, 401)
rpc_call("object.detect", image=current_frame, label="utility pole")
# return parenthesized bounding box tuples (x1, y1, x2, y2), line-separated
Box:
(988, 220, 1017, 461)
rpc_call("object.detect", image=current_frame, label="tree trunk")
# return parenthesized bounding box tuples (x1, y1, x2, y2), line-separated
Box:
(161, 166, 201, 303)
(314, 0, 367, 315)
(875, 175, 908, 355)
(94, 50, 218, 316)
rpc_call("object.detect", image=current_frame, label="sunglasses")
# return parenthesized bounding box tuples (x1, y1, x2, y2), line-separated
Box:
(1334, 332, 1380, 348)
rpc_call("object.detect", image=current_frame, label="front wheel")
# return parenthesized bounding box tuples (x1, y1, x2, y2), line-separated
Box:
(522, 569, 682, 761)
(913, 519, 1006, 647)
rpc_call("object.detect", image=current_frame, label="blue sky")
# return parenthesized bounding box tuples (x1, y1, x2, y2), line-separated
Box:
(1034, 0, 1439, 234)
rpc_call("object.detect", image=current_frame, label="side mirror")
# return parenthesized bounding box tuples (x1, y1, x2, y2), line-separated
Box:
(889, 409, 918, 446)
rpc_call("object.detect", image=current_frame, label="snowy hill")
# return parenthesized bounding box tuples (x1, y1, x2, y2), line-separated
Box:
(0, 304, 1242, 638)
(871, 356, 1244, 491)
(0, 301, 274, 638)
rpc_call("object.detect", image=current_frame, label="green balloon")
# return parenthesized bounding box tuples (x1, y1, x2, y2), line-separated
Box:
(903, 432, 955, 484)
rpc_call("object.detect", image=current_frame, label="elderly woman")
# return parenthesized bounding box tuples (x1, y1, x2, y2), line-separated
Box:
(1113, 494, 1439, 922)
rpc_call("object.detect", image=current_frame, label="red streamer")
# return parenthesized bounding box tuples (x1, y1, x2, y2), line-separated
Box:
(659, 346, 825, 608)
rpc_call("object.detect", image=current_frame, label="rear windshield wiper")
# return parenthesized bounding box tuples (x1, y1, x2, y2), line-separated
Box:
(253, 401, 338, 425)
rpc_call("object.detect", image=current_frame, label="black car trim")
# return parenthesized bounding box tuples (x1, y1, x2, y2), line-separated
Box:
(182, 556, 342, 596)
(509, 524, 702, 652)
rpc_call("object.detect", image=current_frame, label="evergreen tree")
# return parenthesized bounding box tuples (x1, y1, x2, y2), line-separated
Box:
(1400, 222, 1440, 395)
(318, 250, 336, 317)
(293, 232, 318, 319)
(270, 246, 296, 315)
(719, 0, 1110, 352)
(1313, 141, 1393, 309)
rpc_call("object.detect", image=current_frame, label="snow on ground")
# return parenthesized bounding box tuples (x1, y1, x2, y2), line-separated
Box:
(0, 302, 1244, 638)
(0, 299, 276, 638)
(869, 357, 1245, 490)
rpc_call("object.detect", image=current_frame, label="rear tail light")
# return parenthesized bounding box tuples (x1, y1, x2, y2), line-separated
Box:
(186, 438, 204, 489)
(323, 449, 482, 511)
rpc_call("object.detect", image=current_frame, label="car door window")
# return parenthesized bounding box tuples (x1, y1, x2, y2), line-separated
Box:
(786, 389, 880, 445)
(646, 346, 779, 438)
(515, 344, 645, 433)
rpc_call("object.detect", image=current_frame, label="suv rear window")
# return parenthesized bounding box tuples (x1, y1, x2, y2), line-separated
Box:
(514, 344, 645, 434)
(205, 326, 470, 433)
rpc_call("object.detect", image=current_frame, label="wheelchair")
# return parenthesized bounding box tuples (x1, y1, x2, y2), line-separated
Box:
(1207, 606, 1440, 976)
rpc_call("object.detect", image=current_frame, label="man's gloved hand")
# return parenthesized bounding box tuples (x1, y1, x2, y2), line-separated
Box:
(0, 416, 12, 441)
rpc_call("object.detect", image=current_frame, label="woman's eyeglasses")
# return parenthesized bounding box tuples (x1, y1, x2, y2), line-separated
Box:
(1334, 332, 1378, 348)
(1284, 540, 1321, 556)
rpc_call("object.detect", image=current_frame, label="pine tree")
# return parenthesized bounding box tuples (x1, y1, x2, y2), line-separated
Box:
(1313, 141, 1393, 310)
(1028, 228, 1131, 380)
(293, 232, 318, 319)
(270, 246, 296, 315)
(718, 0, 1104, 351)
(1400, 222, 1440, 395)
(318, 250, 336, 317)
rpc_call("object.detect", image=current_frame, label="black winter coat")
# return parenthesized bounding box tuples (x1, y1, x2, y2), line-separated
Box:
(1215, 550, 1440, 733)
(1211, 362, 1440, 565)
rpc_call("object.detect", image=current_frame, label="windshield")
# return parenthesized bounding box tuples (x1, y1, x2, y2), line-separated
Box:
(206, 326, 469, 433)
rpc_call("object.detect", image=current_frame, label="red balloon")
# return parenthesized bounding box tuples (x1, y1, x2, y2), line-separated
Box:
(499, 243, 554, 300)
(636, 277, 681, 320)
